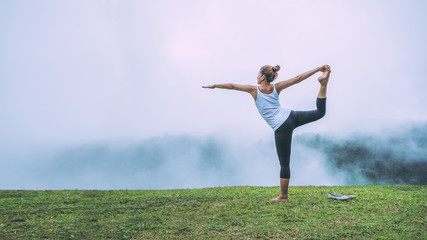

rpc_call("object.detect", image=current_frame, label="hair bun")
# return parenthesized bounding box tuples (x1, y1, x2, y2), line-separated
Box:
(272, 65, 280, 72)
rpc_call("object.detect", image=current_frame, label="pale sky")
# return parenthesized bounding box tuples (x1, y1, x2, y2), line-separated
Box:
(1, 0, 427, 145)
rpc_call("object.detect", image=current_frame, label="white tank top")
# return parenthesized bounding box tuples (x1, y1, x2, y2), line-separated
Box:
(255, 85, 291, 131)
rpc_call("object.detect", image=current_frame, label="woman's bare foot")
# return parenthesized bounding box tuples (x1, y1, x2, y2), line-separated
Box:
(270, 195, 289, 201)
(318, 65, 331, 85)
(318, 70, 330, 85)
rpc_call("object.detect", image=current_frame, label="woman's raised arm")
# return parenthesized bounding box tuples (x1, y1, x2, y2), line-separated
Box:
(274, 65, 329, 94)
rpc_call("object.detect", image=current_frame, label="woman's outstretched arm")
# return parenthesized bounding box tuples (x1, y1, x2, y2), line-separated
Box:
(202, 83, 257, 100)
(275, 65, 329, 94)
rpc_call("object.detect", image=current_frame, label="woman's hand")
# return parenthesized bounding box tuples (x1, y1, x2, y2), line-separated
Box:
(202, 85, 215, 89)
(319, 65, 331, 73)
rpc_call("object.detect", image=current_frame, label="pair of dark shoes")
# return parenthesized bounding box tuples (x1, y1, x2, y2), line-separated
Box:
(328, 191, 356, 200)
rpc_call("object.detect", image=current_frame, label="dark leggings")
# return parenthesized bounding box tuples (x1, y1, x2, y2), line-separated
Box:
(274, 98, 326, 179)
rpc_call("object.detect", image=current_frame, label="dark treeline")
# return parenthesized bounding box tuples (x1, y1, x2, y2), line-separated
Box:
(295, 123, 427, 185)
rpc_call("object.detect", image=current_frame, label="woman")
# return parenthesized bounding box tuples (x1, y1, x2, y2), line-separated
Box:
(202, 64, 331, 201)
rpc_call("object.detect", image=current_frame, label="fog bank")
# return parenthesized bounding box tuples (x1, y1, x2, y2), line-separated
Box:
(1, 122, 426, 190)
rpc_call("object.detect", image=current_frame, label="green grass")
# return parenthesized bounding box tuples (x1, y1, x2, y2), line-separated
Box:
(1, 185, 425, 239)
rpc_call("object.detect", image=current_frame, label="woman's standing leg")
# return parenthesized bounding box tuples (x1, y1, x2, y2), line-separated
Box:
(271, 114, 296, 201)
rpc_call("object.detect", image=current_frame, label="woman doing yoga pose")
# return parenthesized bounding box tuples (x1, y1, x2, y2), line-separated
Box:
(202, 64, 331, 201)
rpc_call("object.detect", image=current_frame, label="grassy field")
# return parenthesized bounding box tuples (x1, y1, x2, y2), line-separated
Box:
(0, 185, 425, 239)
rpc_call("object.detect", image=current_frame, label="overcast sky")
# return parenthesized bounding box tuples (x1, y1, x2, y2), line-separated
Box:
(1, 0, 427, 147)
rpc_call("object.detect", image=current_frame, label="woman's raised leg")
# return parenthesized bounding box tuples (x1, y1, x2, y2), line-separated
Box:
(293, 69, 330, 128)
(317, 66, 330, 98)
